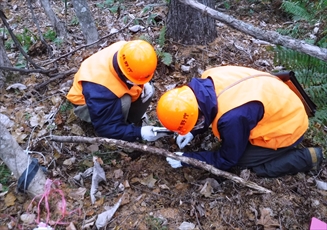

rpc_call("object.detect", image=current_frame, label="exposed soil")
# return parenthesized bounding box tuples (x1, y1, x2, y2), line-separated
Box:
(0, 0, 326, 229)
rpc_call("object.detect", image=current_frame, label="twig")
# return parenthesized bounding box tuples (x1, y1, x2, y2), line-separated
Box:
(42, 19, 135, 66)
(0, 8, 41, 69)
(27, 0, 52, 56)
(0, 19, 133, 76)
(0, 65, 55, 74)
(194, 210, 203, 230)
(49, 135, 273, 194)
(34, 68, 77, 90)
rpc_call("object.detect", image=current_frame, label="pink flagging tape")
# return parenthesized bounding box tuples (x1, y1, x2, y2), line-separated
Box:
(310, 217, 327, 230)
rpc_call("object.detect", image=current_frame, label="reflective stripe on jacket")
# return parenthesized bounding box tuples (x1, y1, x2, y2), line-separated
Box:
(67, 41, 143, 105)
(202, 66, 308, 149)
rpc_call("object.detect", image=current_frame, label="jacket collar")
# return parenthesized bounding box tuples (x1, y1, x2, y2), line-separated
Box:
(188, 78, 218, 128)
(112, 52, 134, 89)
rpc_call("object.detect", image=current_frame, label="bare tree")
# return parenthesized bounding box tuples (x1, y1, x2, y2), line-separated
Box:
(0, 37, 11, 89)
(39, 0, 67, 39)
(166, 0, 216, 45)
(71, 0, 99, 44)
(0, 6, 12, 89)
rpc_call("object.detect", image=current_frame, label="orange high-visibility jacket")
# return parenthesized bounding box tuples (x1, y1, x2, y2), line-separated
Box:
(67, 41, 143, 105)
(202, 66, 308, 150)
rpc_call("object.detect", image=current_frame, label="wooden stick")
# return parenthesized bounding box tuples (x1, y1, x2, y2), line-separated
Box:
(49, 135, 273, 194)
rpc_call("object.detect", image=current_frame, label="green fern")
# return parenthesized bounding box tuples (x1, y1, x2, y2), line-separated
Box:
(273, 46, 327, 147)
(280, 0, 327, 44)
(138, 34, 153, 44)
(158, 26, 166, 47)
(138, 33, 172, 66)
(156, 26, 173, 66)
(281, 1, 311, 21)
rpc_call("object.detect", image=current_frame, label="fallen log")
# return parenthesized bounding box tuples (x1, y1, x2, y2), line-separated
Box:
(49, 135, 273, 194)
(0, 124, 47, 197)
(179, 0, 327, 62)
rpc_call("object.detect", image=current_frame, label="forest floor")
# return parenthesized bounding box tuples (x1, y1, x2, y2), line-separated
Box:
(0, 0, 326, 229)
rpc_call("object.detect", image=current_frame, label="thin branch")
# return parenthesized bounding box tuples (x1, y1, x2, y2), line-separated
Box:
(0, 8, 42, 69)
(0, 65, 55, 74)
(42, 19, 134, 66)
(0, 19, 134, 76)
(34, 68, 77, 90)
(49, 135, 273, 194)
(27, 0, 52, 56)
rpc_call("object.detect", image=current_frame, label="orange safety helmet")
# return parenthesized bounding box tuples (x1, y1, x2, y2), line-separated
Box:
(117, 40, 157, 85)
(157, 86, 199, 135)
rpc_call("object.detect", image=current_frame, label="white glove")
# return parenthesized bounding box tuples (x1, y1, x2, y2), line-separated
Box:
(176, 132, 194, 149)
(166, 152, 183, 168)
(141, 82, 154, 103)
(141, 126, 168, 141)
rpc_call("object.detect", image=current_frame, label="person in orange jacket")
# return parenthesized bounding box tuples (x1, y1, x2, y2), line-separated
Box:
(67, 40, 167, 142)
(156, 66, 323, 177)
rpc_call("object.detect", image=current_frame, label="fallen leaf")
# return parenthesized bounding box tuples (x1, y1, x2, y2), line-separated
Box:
(114, 169, 124, 179)
(316, 179, 327, 190)
(90, 157, 106, 204)
(178, 221, 196, 230)
(63, 156, 76, 166)
(123, 180, 130, 188)
(4, 192, 16, 207)
(71, 124, 85, 135)
(240, 169, 251, 180)
(87, 144, 99, 153)
(20, 213, 35, 224)
(175, 183, 190, 191)
(54, 113, 63, 125)
(66, 222, 77, 230)
(68, 187, 87, 200)
(6, 83, 27, 91)
(257, 208, 280, 229)
(140, 173, 157, 188)
(95, 197, 122, 228)
(159, 184, 170, 190)
(201, 178, 221, 191)
(199, 181, 213, 197)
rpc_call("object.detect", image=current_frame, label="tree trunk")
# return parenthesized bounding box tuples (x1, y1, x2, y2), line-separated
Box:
(71, 0, 99, 44)
(0, 37, 11, 90)
(166, 0, 216, 45)
(39, 0, 67, 39)
(0, 124, 46, 197)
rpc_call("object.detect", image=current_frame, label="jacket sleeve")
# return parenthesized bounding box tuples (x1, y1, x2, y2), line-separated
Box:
(82, 82, 142, 142)
(183, 102, 264, 170)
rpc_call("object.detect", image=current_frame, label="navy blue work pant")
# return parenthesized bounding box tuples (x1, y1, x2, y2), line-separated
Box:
(237, 143, 312, 177)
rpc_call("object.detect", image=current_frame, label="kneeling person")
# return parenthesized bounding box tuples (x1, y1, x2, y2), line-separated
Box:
(157, 66, 323, 177)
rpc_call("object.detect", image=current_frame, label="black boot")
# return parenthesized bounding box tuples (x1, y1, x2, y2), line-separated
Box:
(307, 147, 323, 175)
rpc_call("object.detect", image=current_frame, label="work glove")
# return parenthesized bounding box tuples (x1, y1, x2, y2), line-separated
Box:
(166, 152, 183, 168)
(141, 82, 154, 103)
(176, 132, 194, 149)
(141, 126, 168, 141)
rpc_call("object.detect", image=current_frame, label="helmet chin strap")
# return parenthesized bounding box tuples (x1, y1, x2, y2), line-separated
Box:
(193, 108, 205, 130)
(126, 79, 137, 86)
(113, 52, 139, 87)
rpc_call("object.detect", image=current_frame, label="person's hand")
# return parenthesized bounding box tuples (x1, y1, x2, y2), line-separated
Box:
(166, 152, 183, 168)
(176, 132, 194, 149)
(141, 126, 168, 141)
(141, 82, 154, 103)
